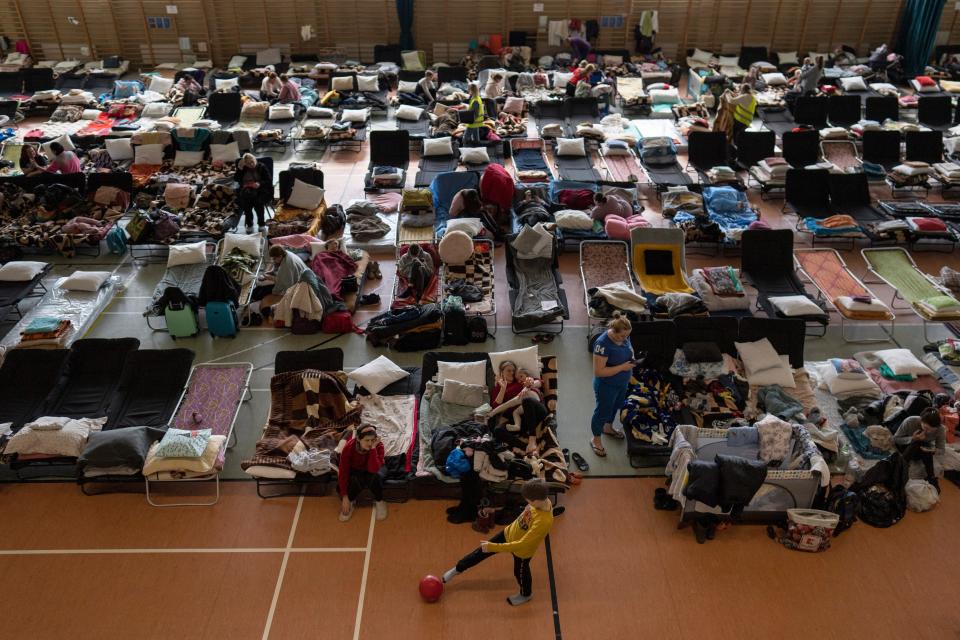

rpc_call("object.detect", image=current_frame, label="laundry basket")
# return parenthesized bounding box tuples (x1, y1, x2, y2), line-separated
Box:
(780, 508, 840, 552)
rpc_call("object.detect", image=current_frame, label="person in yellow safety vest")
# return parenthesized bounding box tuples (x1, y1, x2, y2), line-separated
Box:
(464, 83, 486, 145)
(729, 84, 757, 144)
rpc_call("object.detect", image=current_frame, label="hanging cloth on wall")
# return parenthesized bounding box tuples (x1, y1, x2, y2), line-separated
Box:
(396, 0, 415, 50)
(639, 10, 659, 37)
(548, 21, 569, 47)
(896, 0, 946, 76)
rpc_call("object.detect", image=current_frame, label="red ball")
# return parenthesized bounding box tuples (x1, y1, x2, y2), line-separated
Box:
(419, 575, 444, 602)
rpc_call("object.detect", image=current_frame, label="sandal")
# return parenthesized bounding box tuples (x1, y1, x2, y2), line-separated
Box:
(372, 261, 382, 280)
(588, 440, 607, 457)
(539, 334, 555, 344)
(603, 427, 625, 440)
(571, 451, 591, 471)
(562, 448, 570, 464)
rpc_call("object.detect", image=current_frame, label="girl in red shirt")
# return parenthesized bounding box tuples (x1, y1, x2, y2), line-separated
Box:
(337, 424, 387, 522)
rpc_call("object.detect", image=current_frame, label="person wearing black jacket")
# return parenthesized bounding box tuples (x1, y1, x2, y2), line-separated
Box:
(234, 153, 272, 233)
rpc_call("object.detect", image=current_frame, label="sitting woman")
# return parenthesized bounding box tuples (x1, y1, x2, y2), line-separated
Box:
(418, 70, 437, 104)
(396, 243, 435, 302)
(277, 74, 301, 104)
(337, 424, 388, 522)
(251, 244, 321, 310)
(261, 71, 282, 101)
(19, 145, 47, 176)
(590, 192, 632, 221)
(449, 188, 484, 218)
(491, 360, 524, 408)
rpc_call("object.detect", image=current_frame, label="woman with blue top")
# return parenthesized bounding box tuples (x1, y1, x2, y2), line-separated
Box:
(590, 312, 635, 457)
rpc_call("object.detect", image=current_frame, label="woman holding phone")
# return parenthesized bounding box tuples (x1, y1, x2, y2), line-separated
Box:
(337, 424, 388, 522)
(590, 312, 635, 457)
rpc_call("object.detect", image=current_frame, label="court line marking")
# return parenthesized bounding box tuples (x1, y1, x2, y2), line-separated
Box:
(352, 509, 376, 640)
(0, 546, 364, 556)
(262, 493, 304, 640)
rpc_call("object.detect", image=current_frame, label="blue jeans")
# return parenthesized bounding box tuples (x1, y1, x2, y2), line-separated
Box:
(464, 126, 481, 145)
(591, 378, 628, 437)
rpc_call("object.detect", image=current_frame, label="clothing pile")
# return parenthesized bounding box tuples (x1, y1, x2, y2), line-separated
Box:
(752, 157, 788, 183)
(654, 292, 709, 318)
(18, 316, 73, 347)
(706, 166, 737, 183)
(661, 187, 703, 219)
(888, 162, 931, 187)
(345, 200, 390, 241)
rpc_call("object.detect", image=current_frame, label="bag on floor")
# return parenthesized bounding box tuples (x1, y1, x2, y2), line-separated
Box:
(824, 484, 858, 535)
(905, 479, 940, 512)
(165, 300, 199, 339)
(776, 508, 839, 552)
(467, 315, 489, 342)
(152, 212, 181, 243)
(205, 301, 238, 338)
(442, 295, 469, 345)
(321, 310, 362, 335)
(392, 326, 443, 351)
(106, 224, 127, 255)
(126, 210, 152, 242)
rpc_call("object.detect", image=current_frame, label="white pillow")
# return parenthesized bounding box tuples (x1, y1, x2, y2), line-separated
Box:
(402, 50, 424, 70)
(167, 240, 207, 268)
(227, 56, 247, 68)
(840, 76, 867, 92)
(423, 136, 453, 157)
(173, 150, 204, 167)
(4, 416, 106, 457)
(341, 108, 369, 123)
(649, 88, 680, 104)
(604, 54, 624, 66)
(357, 75, 379, 92)
(81, 109, 100, 120)
(870, 82, 898, 93)
(692, 48, 713, 64)
(752, 356, 797, 388)
(556, 137, 586, 157)
(223, 232, 261, 257)
(437, 360, 487, 386)
(762, 72, 788, 86)
(41, 135, 76, 159)
(770, 295, 823, 317)
(348, 355, 409, 394)
(256, 47, 282, 66)
(134, 143, 164, 165)
(554, 209, 594, 230)
(489, 345, 540, 378)
(778, 51, 798, 65)
(736, 338, 783, 377)
(331, 76, 354, 91)
(142, 102, 171, 118)
(268, 104, 295, 120)
(398, 80, 419, 93)
(818, 364, 881, 397)
(105, 137, 133, 161)
(148, 75, 173, 94)
(503, 96, 525, 115)
(286, 179, 325, 210)
(214, 77, 238, 91)
(307, 106, 334, 118)
(718, 55, 739, 67)
(441, 380, 488, 407)
(0, 260, 47, 281)
(60, 271, 111, 292)
(396, 104, 423, 121)
(875, 348, 934, 377)
(445, 217, 484, 237)
(437, 230, 474, 264)
(553, 72, 573, 89)
(210, 141, 240, 164)
(460, 146, 489, 164)
(602, 142, 631, 157)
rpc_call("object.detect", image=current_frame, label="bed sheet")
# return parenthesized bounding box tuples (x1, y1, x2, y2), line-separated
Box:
(0, 276, 120, 350)
(358, 394, 417, 459)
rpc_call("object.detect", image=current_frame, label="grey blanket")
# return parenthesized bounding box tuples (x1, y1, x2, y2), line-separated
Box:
(512, 256, 564, 331)
(416, 382, 477, 482)
(147, 256, 213, 315)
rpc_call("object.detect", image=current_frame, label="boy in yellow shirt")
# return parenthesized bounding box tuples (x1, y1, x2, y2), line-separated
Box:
(442, 479, 554, 606)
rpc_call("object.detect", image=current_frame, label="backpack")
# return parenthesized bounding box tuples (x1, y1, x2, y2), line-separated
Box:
(106, 224, 127, 255)
(467, 315, 488, 342)
(393, 327, 443, 351)
(442, 296, 469, 345)
(824, 484, 859, 535)
(152, 211, 181, 243)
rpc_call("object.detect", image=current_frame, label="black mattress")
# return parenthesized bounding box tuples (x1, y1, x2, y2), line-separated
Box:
(275, 348, 344, 374)
(641, 160, 692, 187)
(758, 106, 796, 137)
(513, 147, 549, 172)
(415, 155, 458, 187)
(0, 264, 51, 310)
(38, 338, 140, 419)
(556, 155, 601, 182)
(0, 349, 69, 429)
(106, 349, 195, 429)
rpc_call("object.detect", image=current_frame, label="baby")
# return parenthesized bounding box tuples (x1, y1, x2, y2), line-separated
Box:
(506, 369, 544, 432)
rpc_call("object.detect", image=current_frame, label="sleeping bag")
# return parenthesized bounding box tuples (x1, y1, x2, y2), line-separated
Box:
(479, 163, 514, 212)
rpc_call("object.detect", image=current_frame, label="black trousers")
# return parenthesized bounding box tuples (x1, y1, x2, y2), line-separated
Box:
(454, 530, 533, 597)
(251, 284, 274, 302)
(902, 442, 935, 479)
(238, 188, 265, 226)
(346, 469, 384, 501)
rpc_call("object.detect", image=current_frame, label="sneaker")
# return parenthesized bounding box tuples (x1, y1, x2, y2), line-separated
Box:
(375, 500, 388, 521)
(507, 593, 532, 606)
(442, 567, 459, 583)
(245, 225, 254, 234)
(338, 503, 354, 523)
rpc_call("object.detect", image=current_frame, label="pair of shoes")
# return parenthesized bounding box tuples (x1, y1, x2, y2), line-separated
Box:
(245, 225, 254, 234)
(693, 519, 709, 544)
(653, 487, 679, 511)
(531, 333, 555, 344)
(357, 293, 380, 306)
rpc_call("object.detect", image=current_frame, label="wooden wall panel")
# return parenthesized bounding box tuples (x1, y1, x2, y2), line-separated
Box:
(0, 0, 955, 69)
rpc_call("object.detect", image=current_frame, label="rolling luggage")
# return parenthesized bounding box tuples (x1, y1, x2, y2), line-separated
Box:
(165, 302, 198, 339)
(205, 301, 238, 338)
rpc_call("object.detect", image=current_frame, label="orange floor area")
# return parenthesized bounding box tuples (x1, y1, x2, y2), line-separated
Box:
(1, 479, 958, 640)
